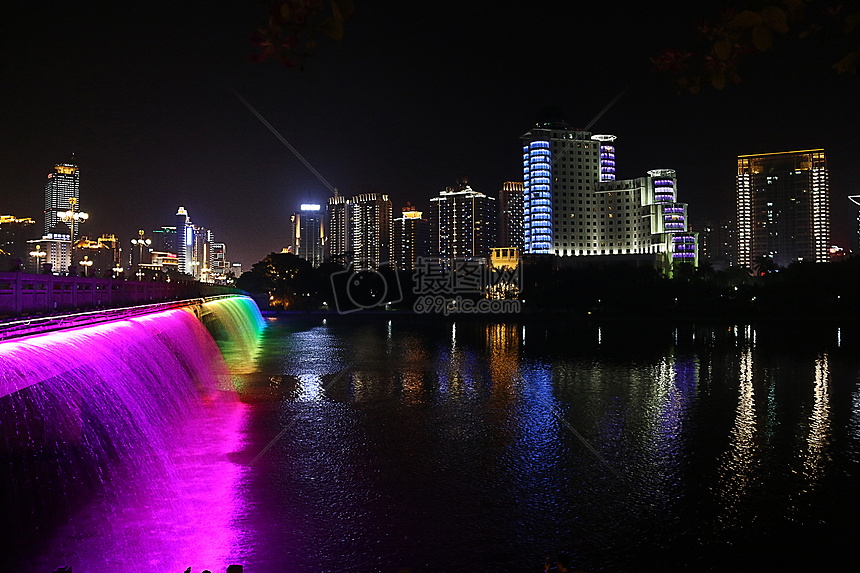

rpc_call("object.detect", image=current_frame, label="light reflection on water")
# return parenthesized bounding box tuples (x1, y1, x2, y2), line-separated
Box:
(234, 319, 860, 572)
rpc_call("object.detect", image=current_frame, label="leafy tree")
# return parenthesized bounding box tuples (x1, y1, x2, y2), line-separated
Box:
(653, 0, 860, 92)
(237, 252, 317, 309)
(249, 0, 354, 69)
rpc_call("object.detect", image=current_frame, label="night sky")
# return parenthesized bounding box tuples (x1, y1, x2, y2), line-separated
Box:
(2, 1, 858, 268)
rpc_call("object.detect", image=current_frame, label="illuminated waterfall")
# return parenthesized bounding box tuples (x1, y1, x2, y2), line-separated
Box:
(0, 295, 264, 572)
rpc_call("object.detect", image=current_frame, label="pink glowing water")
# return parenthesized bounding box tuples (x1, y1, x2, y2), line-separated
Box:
(0, 298, 263, 572)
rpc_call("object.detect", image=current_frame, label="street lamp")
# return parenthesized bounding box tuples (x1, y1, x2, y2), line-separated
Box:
(131, 230, 152, 267)
(79, 256, 93, 277)
(59, 197, 89, 240)
(29, 245, 47, 273)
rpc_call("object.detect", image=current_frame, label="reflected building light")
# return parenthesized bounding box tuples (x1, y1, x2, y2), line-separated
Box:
(803, 353, 832, 483)
(837, 327, 842, 348)
(674, 327, 678, 345)
(716, 347, 758, 524)
(522, 325, 526, 345)
(387, 320, 392, 342)
(598, 326, 602, 345)
(452, 322, 457, 346)
(849, 387, 860, 465)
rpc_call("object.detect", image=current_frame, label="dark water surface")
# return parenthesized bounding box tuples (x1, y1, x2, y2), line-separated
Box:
(232, 318, 860, 572)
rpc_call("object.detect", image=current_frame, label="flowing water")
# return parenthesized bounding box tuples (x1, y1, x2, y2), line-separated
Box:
(3, 309, 860, 572)
(234, 318, 860, 572)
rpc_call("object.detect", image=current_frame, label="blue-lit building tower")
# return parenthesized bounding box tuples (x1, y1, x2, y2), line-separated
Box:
(519, 109, 698, 273)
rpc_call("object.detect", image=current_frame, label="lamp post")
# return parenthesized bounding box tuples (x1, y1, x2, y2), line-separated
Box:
(130, 230, 152, 274)
(79, 256, 93, 277)
(29, 245, 47, 273)
(59, 197, 89, 241)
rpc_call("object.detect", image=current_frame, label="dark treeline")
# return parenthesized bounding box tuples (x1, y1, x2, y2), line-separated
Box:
(237, 252, 860, 321)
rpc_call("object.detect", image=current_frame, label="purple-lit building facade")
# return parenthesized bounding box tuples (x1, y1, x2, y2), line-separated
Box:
(520, 114, 697, 271)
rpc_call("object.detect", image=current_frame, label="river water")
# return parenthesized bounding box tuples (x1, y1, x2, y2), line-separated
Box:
(229, 317, 860, 572)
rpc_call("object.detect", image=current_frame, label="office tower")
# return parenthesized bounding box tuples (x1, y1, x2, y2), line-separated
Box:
(290, 204, 325, 266)
(0, 216, 39, 271)
(520, 110, 697, 268)
(173, 206, 214, 281)
(394, 203, 430, 271)
(326, 193, 392, 269)
(498, 182, 524, 251)
(737, 149, 830, 268)
(849, 195, 860, 253)
(44, 160, 82, 240)
(176, 207, 194, 275)
(430, 178, 496, 260)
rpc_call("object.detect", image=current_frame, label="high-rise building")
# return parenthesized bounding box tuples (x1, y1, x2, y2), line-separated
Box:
(394, 203, 430, 271)
(849, 195, 860, 253)
(44, 160, 82, 240)
(326, 194, 350, 264)
(290, 204, 325, 266)
(520, 111, 697, 269)
(326, 193, 392, 269)
(351, 194, 393, 269)
(430, 178, 496, 260)
(498, 182, 524, 251)
(173, 206, 214, 281)
(737, 149, 830, 268)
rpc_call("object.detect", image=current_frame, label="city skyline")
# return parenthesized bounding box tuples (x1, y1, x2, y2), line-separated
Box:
(2, 2, 858, 268)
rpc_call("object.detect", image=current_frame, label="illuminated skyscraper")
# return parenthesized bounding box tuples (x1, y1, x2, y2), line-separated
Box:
(394, 204, 430, 271)
(520, 110, 696, 269)
(430, 178, 496, 260)
(44, 160, 81, 239)
(737, 149, 830, 268)
(351, 194, 393, 269)
(498, 181, 524, 251)
(290, 204, 325, 267)
(325, 193, 392, 269)
(326, 194, 350, 263)
(173, 206, 214, 281)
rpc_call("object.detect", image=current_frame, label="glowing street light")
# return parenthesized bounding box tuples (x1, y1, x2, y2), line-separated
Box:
(59, 197, 89, 240)
(131, 230, 152, 267)
(79, 256, 93, 277)
(29, 245, 47, 272)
